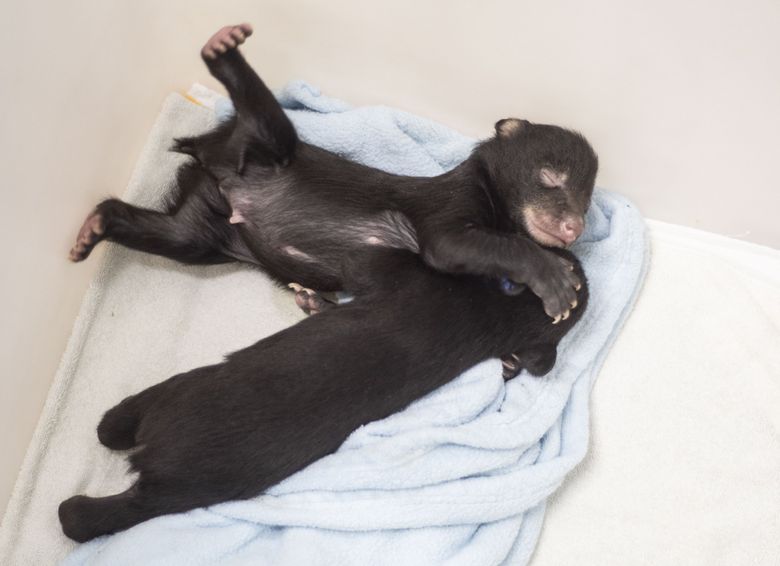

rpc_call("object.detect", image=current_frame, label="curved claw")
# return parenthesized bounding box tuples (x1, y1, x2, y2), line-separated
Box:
(561, 310, 570, 321)
(570, 298, 578, 309)
(552, 314, 562, 325)
(289, 282, 317, 298)
(501, 354, 522, 380)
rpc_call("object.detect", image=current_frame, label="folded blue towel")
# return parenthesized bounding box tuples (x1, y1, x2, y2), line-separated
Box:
(62, 82, 648, 566)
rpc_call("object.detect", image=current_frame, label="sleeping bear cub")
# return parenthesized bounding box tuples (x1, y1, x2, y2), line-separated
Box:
(59, 247, 587, 542)
(60, 23, 593, 542)
(69, 23, 597, 378)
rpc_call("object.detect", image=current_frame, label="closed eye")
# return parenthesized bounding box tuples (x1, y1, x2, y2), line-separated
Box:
(539, 167, 569, 189)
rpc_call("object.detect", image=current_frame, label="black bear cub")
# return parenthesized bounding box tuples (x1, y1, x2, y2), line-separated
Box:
(59, 247, 587, 542)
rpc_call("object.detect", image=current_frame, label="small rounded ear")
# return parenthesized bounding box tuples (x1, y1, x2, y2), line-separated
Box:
(495, 118, 529, 138)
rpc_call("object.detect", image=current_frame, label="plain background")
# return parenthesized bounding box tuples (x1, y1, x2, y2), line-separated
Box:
(1, 0, 778, 516)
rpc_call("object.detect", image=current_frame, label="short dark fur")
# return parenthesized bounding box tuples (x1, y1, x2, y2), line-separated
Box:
(59, 247, 588, 542)
(72, 24, 597, 323)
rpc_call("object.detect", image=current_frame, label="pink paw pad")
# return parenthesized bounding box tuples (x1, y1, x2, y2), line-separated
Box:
(69, 210, 105, 262)
(288, 283, 331, 316)
(201, 23, 253, 60)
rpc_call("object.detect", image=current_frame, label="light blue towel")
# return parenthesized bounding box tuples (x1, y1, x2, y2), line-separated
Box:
(62, 82, 649, 566)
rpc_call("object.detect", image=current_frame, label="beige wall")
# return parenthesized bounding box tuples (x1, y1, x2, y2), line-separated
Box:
(1, 0, 778, 515)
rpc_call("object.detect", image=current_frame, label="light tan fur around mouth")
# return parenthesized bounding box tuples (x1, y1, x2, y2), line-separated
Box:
(521, 205, 566, 248)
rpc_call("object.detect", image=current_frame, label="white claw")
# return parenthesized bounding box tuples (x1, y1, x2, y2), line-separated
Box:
(570, 299, 578, 309)
(562, 310, 570, 321)
(288, 283, 316, 297)
(575, 283, 582, 291)
(552, 314, 562, 325)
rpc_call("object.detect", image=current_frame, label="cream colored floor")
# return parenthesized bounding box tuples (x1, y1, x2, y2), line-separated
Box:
(533, 223, 780, 565)
(1, 0, 778, 520)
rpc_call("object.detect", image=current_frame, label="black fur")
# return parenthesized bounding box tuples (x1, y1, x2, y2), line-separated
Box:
(59, 246, 588, 542)
(71, 25, 597, 323)
(59, 26, 593, 542)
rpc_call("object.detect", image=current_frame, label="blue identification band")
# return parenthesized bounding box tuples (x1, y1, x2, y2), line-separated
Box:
(499, 277, 526, 295)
